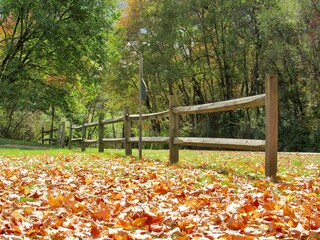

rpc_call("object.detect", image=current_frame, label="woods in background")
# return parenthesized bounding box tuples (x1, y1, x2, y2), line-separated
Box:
(110, 0, 320, 152)
(0, 0, 319, 152)
(0, 0, 117, 139)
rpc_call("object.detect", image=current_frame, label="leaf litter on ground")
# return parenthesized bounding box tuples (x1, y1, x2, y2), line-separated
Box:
(0, 151, 319, 239)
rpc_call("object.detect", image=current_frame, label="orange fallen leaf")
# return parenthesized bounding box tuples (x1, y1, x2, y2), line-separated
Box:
(93, 209, 110, 221)
(115, 218, 132, 230)
(227, 213, 247, 230)
(113, 231, 128, 240)
(12, 210, 24, 221)
(53, 217, 65, 229)
(18, 186, 30, 195)
(268, 220, 277, 235)
(111, 192, 123, 200)
(132, 217, 148, 228)
(283, 204, 295, 218)
(23, 207, 34, 215)
(154, 181, 171, 194)
(48, 194, 64, 208)
(91, 224, 101, 238)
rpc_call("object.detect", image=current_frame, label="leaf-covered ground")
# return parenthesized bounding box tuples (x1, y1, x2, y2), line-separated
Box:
(0, 151, 319, 239)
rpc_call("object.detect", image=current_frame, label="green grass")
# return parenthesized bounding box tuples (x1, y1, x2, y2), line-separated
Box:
(0, 137, 46, 147)
(1, 137, 319, 180)
(19, 197, 38, 203)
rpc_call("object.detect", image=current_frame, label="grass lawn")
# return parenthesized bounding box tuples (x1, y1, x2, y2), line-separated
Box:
(0, 139, 319, 238)
(0, 137, 46, 147)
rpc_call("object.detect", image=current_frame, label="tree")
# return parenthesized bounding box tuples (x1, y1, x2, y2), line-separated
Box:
(109, 0, 320, 151)
(258, 0, 320, 151)
(0, 0, 118, 138)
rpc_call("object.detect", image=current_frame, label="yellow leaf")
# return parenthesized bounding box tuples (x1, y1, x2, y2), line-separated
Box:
(132, 217, 148, 227)
(111, 192, 123, 200)
(12, 210, 24, 221)
(23, 207, 34, 215)
(48, 194, 64, 208)
(278, 175, 289, 180)
(113, 231, 128, 240)
(85, 176, 93, 185)
(115, 219, 132, 230)
(18, 186, 30, 195)
(283, 204, 295, 218)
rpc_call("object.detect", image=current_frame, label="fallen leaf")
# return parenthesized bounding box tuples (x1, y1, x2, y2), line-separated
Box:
(132, 217, 148, 228)
(48, 194, 64, 208)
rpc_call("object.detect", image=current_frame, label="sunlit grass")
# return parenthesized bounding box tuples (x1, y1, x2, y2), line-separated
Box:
(1, 142, 319, 181)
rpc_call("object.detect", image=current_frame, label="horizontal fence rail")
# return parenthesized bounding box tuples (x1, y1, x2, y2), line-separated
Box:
(50, 75, 278, 177)
(174, 138, 266, 151)
(129, 110, 169, 120)
(174, 94, 266, 115)
(41, 122, 65, 148)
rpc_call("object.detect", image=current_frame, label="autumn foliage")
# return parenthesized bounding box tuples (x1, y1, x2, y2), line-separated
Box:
(0, 153, 319, 239)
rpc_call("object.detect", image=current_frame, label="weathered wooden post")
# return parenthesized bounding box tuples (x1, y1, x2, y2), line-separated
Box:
(68, 122, 73, 150)
(56, 124, 61, 147)
(41, 127, 45, 144)
(49, 129, 53, 147)
(265, 75, 278, 178)
(49, 105, 55, 147)
(169, 95, 179, 164)
(60, 122, 65, 148)
(98, 113, 105, 153)
(81, 118, 86, 152)
(124, 107, 132, 156)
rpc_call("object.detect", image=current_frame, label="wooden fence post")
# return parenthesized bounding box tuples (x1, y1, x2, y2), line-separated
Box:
(68, 121, 73, 150)
(60, 122, 65, 148)
(265, 75, 278, 178)
(56, 124, 61, 147)
(81, 118, 86, 152)
(41, 127, 45, 144)
(49, 129, 53, 147)
(98, 113, 105, 153)
(169, 95, 179, 163)
(124, 107, 132, 156)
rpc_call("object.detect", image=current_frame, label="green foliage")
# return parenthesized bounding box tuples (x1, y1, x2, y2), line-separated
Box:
(106, 0, 320, 152)
(0, 0, 119, 139)
(1, 0, 319, 151)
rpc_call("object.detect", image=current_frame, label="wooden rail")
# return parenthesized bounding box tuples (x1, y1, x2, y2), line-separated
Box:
(62, 75, 278, 177)
(174, 138, 266, 151)
(41, 122, 65, 147)
(169, 76, 278, 177)
(67, 108, 169, 152)
(129, 110, 169, 120)
(174, 94, 265, 115)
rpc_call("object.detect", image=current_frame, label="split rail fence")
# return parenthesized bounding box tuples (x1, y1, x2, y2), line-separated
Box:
(66, 75, 278, 177)
(41, 122, 66, 147)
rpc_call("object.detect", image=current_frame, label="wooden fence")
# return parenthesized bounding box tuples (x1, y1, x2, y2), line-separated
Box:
(41, 122, 66, 148)
(66, 75, 278, 177)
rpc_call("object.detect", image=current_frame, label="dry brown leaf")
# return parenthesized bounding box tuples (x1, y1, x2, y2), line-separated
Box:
(91, 223, 101, 238)
(227, 213, 247, 230)
(92, 209, 110, 221)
